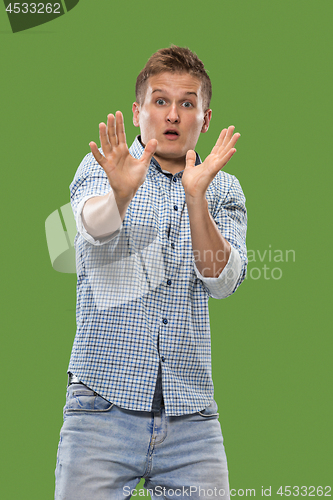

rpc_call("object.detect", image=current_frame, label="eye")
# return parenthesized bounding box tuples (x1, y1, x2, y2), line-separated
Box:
(182, 101, 193, 108)
(156, 98, 166, 105)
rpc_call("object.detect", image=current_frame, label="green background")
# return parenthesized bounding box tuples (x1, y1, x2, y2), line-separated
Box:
(1, 0, 332, 498)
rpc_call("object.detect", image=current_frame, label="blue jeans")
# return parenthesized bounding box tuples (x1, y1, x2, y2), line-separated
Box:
(55, 384, 230, 499)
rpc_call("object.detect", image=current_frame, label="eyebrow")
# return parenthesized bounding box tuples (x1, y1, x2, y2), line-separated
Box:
(151, 88, 198, 97)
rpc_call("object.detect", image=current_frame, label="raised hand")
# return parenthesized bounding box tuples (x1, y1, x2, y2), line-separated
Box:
(89, 111, 157, 202)
(182, 126, 241, 199)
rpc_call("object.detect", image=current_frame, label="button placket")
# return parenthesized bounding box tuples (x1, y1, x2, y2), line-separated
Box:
(168, 174, 185, 256)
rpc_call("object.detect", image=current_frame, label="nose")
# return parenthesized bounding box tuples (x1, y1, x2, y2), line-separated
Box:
(166, 104, 179, 123)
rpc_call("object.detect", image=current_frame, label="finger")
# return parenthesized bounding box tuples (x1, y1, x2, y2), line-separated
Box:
(89, 141, 108, 170)
(99, 122, 112, 155)
(218, 133, 240, 154)
(140, 139, 158, 166)
(107, 114, 118, 149)
(216, 148, 237, 171)
(211, 129, 227, 155)
(218, 131, 240, 155)
(185, 149, 197, 169)
(115, 111, 127, 145)
(220, 125, 235, 149)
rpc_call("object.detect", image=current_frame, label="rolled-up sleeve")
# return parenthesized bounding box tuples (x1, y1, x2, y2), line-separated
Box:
(70, 152, 120, 246)
(193, 245, 243, 299)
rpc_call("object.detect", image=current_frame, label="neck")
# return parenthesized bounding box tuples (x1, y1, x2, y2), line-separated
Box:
(153, 153, 186, 175)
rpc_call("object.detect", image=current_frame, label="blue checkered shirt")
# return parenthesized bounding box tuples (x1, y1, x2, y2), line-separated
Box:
(68, 137, 247, 416)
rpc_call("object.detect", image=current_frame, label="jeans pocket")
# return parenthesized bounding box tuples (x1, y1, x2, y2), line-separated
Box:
(197, 399, 219, 419)
(64, 384, 114, 413)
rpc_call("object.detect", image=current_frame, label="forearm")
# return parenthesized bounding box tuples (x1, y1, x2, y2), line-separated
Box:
(187, 196, 231, 278)
(82, 190, 131, 238)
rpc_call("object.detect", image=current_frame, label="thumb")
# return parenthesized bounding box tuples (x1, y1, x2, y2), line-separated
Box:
(185, 149, 196, 169)
(141, 139, 158, 166)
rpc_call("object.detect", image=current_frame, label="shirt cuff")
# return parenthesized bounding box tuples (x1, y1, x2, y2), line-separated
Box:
(193, 245, 242, 299)
(76, 194, 122, 246)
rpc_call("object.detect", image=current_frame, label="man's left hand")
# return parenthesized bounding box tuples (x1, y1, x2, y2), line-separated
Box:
(182, 126, 241, 199)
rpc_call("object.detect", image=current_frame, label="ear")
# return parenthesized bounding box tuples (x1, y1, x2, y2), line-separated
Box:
(201, 109, 212, 133)
(132, 102, 140, 127)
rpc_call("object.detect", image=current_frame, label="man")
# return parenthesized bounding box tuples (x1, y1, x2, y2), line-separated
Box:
(55, 46, 247, 499)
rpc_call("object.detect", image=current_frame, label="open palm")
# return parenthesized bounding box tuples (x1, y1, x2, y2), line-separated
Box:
(182, 126, 240, 199)
(89, 111, 157, 201)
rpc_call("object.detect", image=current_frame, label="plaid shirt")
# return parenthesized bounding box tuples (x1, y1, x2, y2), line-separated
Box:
(68, 137, 247, 416)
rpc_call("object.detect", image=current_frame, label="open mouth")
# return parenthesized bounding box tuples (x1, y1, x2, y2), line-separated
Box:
(164, 130, 179, 137)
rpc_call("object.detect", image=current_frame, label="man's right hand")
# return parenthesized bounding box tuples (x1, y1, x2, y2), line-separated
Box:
(89, 111, 157, 205)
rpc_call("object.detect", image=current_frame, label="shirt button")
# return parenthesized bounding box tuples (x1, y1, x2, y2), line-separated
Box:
(173, 177, 177, 182)
(167, 279, 172, 286)
(171, 243, 175, 248)
(173, 205, 178, 211)
(163, 318, 168, 324)
(161, 356, 165, 362)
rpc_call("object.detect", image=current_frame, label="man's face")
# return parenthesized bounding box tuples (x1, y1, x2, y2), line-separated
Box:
(132, 71, 211, 168)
